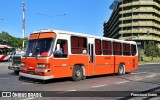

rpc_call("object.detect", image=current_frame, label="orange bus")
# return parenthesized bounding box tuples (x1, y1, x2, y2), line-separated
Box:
(19, 30, 138, 81)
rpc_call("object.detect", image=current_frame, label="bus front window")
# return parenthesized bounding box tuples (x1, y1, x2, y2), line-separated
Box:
(24, 38, 54, 57)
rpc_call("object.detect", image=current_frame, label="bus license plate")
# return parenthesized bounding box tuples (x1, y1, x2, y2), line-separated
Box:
(29, 72, 34, 75)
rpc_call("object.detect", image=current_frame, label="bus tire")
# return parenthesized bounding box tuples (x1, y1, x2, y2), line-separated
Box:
(118, 64, 124, 75)
(122, 64, 126, 75)
(72, 65, 83, 81)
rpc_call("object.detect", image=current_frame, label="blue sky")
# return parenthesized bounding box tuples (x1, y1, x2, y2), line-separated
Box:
(0, 0, 113, 38)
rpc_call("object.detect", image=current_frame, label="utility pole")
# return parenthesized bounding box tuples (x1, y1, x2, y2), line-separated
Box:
(22, 0, 25, 49)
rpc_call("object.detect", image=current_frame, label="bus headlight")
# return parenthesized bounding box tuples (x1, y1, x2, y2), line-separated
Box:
(37, 64, 46, 68)
(21, 62, 26, 67)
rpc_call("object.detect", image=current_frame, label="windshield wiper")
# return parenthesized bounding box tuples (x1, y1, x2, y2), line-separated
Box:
(31, 33, 40, 59)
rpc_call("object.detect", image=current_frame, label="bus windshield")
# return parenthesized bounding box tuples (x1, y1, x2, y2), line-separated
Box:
(24, 38, 54, 57)
(0, 48, 15, 55)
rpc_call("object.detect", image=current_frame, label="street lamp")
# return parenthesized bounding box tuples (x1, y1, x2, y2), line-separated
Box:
(37, 13, 66, 28)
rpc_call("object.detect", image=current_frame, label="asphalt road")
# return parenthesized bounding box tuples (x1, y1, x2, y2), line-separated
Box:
(0, 62, 160, 100)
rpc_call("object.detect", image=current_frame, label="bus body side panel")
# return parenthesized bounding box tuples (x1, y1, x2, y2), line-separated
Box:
(49, 57, 72, 78)
(95, 55, 114, 75)
(0, 54, 10, 61)
(114, 56, 121, 73)
(50, 55, 89, 78)
(124, 56, 134, 72)
(133, 56, 138, 71)
(114, 55, 138, 73)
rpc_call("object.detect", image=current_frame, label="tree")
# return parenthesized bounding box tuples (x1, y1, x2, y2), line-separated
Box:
(0, 31, 28, 49)
(144, 41, 159, 60)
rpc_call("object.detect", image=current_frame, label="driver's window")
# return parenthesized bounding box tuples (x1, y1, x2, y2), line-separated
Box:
(54, 39, 68, 58)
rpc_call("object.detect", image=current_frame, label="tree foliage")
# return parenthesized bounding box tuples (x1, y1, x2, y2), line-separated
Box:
(0, 31, 28, 49)
(144, 41, 160, 60)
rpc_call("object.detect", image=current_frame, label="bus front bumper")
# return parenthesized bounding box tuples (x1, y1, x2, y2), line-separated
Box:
(8, 66, 20, 71)
(19, 72, 54, 80)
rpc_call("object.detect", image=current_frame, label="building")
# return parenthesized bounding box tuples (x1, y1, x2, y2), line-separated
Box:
(103, 0, 160, 49)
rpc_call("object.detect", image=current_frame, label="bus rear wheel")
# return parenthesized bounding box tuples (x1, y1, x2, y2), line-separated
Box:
(118, 64, 125, 75)
(72, 65, 83, 81)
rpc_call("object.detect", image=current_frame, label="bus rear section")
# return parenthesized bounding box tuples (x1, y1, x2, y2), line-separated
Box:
(112, 40, 138, 75)
(0, 45, 15, 61)
(19, 30, 138, 81)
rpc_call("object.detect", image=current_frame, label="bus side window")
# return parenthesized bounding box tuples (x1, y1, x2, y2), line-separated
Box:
(113, 42, 122, 55)
(95, 39, 102, 55)
(54, 39, 68, 58)
(71, 36, 87, 54)
(102, 40, 112, 55)
(123, 43, 131, 56)
(131, 44, 137, 56)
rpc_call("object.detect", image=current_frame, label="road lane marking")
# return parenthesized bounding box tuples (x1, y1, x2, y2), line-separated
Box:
(56, 89, 77, 94)
(67, 89, 77, 91)
(146, 74, 157, 78)
(21, 82, 33, 85)
(135, 78, 143, 81)
(21, 97, 35, 100)
(0, 78, 9, 80)
(115, 81, 129, 85)
(131, 72, 147, 75)
(91, 84, 107, 88)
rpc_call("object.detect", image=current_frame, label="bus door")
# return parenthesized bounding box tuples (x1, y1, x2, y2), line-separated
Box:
(88, 43, 95, 75)
(52, 39, 71, 78)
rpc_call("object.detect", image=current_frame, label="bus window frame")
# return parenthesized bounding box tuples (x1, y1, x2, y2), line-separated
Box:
(70, 36, 88, 55)
(95, 39, 102, 55)
(54, 39, 68, 58)
(102, 40, 112, 55)
(131, 44, 137, 56)
(123, 43, 131, 56)
(113, 42, 122, 55)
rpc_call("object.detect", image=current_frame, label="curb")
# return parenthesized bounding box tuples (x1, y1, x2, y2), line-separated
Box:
(138, 63, 160, 65)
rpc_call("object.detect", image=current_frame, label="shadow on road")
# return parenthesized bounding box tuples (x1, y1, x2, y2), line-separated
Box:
(117, 75, 160, 100)
(18, 76, 72, 84)
(8, 72, 19, 76)
(18, 73, 118, 84)
(118, 86, 160, 100)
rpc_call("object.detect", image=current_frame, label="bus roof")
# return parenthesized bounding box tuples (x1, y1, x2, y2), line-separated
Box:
(0, 44, 10, 48)
(32, 29, 137, 45)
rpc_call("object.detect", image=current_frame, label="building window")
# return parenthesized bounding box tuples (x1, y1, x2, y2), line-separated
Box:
(71, 36, 87, 54)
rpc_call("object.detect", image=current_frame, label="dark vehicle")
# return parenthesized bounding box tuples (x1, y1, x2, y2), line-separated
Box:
(8, 55, 21, 75)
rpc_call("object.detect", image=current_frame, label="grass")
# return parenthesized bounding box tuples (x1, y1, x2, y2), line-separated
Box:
(139, 55, 160, 64)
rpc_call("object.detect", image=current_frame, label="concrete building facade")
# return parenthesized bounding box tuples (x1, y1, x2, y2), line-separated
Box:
(103, 0, 160, 49)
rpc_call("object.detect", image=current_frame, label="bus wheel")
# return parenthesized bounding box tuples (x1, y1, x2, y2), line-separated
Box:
(72, 65, 83, 81)
(118, 64, 125, 75)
